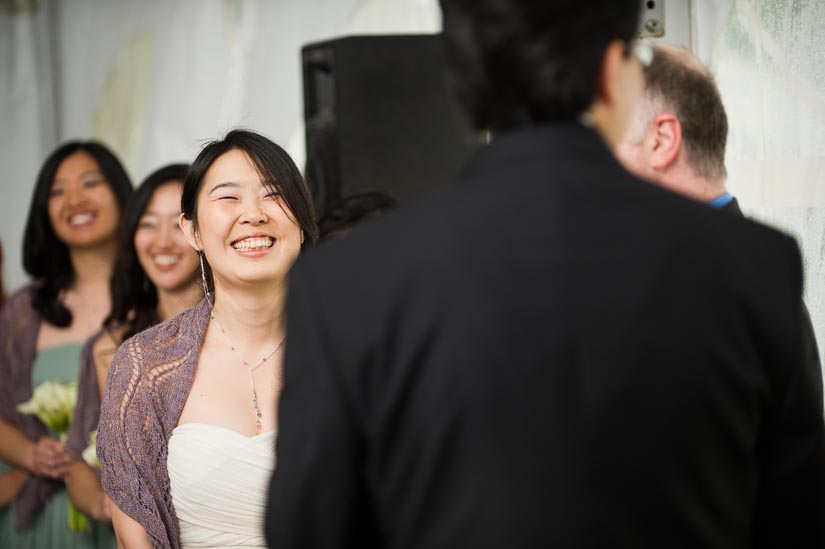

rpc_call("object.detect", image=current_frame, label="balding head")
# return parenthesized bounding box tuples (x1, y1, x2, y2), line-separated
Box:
(618, 45, 729, 196)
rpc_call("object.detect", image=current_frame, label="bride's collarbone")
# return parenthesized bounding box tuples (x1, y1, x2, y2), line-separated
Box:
(183, 353, 280, 423)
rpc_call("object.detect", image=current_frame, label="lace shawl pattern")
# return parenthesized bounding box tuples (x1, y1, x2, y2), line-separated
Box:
(97, 299, 210, 549)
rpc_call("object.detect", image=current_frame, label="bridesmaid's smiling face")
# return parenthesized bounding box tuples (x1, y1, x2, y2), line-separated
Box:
(134, 182, 199, 292)
(47, 151, 121, 250)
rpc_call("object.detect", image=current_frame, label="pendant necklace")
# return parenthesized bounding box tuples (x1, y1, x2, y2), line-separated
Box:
(210, 312, 286, 431)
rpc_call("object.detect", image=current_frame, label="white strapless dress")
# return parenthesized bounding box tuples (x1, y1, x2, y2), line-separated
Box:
(167, 423, 276, 548)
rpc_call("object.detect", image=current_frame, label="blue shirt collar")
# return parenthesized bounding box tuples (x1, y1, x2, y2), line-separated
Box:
(708, 192, 734, 209)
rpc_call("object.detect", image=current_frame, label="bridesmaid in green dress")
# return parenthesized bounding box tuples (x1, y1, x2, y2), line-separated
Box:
(0, 141, 132, 548)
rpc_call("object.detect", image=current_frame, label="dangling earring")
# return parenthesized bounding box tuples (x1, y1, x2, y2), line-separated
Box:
(199, 251, 212, 307)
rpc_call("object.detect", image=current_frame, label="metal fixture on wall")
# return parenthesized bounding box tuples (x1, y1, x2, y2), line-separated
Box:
(638, 0, 665, 38)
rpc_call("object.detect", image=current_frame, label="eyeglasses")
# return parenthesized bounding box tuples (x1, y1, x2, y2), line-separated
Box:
(630, 39, 654, 68)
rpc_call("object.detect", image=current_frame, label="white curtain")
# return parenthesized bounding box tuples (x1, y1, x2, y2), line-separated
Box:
(693, 0, 825, 370)
(0, 0, 441, 291)
(0, 0, 58, 293)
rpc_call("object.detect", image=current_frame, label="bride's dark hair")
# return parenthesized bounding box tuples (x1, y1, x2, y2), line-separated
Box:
(181, 129, 319, 293)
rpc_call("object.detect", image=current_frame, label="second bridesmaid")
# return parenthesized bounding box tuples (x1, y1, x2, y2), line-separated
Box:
(65, 164, 202, 542)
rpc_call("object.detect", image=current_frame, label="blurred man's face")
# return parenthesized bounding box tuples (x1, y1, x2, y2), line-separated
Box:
(615, 49, 646, 146)
(615, 96, 653, 181)
(591, 39, 648, 150)
(615, 136, 649, 181)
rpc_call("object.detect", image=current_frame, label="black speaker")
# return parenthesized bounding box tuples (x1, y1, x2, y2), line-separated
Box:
(302, 34, 478, 212)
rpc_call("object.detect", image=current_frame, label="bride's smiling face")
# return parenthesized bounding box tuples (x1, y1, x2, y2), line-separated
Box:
(183, 149, 304, 289)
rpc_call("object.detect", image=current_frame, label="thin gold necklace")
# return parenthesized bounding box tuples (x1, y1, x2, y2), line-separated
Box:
(210, 312, 286, 431)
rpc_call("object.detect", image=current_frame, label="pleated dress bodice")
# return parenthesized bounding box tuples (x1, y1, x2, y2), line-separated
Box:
(167, 423, 276, 548)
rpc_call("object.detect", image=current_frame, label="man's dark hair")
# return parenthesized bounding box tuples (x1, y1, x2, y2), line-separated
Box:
(440, 0, 641, 132)
(644, 47, 728, 181)
(106, 164, 191, 340)
(23, 141, 133, 326)
(181, 129, 319, 293)
(319, 191, 400, 242)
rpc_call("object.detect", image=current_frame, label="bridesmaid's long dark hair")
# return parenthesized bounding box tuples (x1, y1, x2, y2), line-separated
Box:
(22, 141, 133, 327)
(105, 164, 191, 340)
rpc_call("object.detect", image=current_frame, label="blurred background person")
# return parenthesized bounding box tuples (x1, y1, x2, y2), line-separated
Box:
(0, 141, 132, 547)
(97, 130, 318, 548)
(616, 44, 821, 398)
(615, 45, 732, 208)
(319, 190, 400, 242)
(64, 163, 200, 545)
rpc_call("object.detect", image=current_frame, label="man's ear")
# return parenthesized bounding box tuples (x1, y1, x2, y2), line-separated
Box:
(647, 113, 682, 171)
(179, 213, 202, 251)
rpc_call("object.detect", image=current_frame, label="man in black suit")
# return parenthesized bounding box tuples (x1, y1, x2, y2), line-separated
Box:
(615, 43, 822, 400)
(267, 2, 825, 547)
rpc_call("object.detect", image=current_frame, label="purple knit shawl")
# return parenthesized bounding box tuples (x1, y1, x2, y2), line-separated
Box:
(0, 283, 92, 531)
(65, 327, 109, 463)
(97, 298, 210, 549)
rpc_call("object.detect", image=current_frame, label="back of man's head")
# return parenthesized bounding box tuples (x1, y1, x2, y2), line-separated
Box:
(319, 191, 400, 242)
(440, 0, 641, 132)
(626, 46, 728, 183)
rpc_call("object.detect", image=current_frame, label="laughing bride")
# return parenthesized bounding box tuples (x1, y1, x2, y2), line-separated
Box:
(97, 129, 318, 548)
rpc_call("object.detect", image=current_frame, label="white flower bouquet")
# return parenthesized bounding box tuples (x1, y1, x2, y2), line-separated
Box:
(16, 380, 77, 434)
(17, 379, 90, 532)
(81, 430, 99, 469)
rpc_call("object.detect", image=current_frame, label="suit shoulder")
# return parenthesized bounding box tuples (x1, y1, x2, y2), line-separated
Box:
(631, 183, 800, 270)
(652, 197, 804, 305)
(707, 209, 801, 276)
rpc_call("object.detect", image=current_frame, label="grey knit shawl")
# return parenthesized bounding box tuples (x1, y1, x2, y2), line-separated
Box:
(65, 327, 109, 463)
(97, 298, 210, 549)
(0, 283, 95, 531)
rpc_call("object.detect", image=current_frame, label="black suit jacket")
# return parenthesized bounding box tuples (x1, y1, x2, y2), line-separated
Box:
(721, 195, 743, 215)
(267, 123, 825, 548)
(721, 194, 824, 417)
